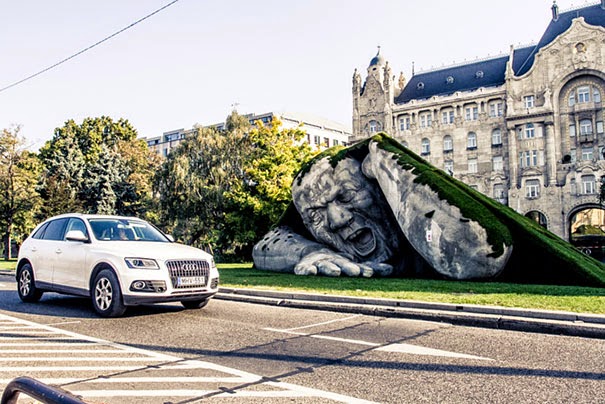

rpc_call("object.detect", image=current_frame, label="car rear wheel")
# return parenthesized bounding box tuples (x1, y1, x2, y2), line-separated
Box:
(92, 269, 126, 317)
(181, 298, 210, 309)
(17, 264, 43, 303)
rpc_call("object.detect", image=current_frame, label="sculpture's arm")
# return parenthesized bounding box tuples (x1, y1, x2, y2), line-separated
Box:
(252, 226, 392, 277)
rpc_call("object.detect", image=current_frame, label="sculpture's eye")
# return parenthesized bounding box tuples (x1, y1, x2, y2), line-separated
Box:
(338, 190, 355, 203)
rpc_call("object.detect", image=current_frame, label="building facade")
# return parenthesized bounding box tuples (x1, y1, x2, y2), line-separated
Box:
(144, 111, 352, 157)
(352, 1, 605, 252)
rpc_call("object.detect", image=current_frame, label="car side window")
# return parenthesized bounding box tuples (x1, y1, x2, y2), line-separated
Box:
(42, 218, 69, 241)
(64, 218, 89, 240)
(31, 222, 50, 239)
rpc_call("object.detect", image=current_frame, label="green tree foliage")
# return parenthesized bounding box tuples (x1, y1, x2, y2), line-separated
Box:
(224, 117, 317, 257)
(0, 126, 41, 259)
(38, 116, 160, 218)
(155, 112, 318, 261)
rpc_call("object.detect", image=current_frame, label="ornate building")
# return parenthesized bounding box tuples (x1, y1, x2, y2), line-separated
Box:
(352, 1, 605, 255)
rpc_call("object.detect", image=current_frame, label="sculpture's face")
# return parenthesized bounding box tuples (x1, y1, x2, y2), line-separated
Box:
(293, 157, 398, 263)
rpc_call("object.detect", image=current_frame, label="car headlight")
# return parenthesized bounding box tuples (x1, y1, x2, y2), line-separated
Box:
(125, 258, 159, 269)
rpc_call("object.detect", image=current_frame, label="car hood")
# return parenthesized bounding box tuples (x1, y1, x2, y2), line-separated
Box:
(91, 241, 213, 261)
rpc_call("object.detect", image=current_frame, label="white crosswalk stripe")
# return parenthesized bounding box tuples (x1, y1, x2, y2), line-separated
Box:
(0, 313, 376, 403)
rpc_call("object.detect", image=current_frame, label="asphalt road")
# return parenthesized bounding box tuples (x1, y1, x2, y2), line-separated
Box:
(0, 274, 604, 404)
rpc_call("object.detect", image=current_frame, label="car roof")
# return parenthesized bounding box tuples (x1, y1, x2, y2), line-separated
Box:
(45, 213, 143, 222)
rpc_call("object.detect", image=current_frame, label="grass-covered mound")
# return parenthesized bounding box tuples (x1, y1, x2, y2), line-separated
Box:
(280, 133, 605, 287)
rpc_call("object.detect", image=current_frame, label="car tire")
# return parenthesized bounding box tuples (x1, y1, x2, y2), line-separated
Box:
(92, 269, 126, 318)
(181, 298, 210, 309)
(17, 264, 43, 303)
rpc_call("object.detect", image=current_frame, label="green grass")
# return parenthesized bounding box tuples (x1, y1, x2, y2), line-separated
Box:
(218, 263, 605, 315)
(0, 260, 16, 271)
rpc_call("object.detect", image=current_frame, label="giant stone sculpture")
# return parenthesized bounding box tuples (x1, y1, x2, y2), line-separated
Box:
(253, 134, 605, 285)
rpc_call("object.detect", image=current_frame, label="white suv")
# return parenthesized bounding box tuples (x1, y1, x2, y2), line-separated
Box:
(16, 213, 219, 317)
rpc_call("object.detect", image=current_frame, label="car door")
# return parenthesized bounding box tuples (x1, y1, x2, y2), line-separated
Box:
(33, 218, 69, 289)
(51, 218, 90, 293)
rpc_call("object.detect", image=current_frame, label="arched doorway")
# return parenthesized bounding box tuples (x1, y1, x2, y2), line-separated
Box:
(569, 206, 605, 262)
(525, 211, 548, 229)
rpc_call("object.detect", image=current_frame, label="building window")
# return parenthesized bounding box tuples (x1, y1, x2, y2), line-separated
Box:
(324, 137, 330, 147)
(582, 147, 593, 161)
(582, 175, 596, 194)
(467, 132, 477, 149)
(421, 138, 430, 155)
(468, 158, 478, 173)
(333, 139, 339, 146)
(577, 86, 590, 103)
(441, 109, 454, 124)
(444, 160, 454, 174)
(420, 112, 432, 128)
(489, 101, 503, 117)
(465, 105, 478, 121)
(493, 183, 505, 200)
(524, 95, 535, 109)
(569, 124, 576, 137)
(580, 119, 593, 136)
(526, 179, 540, 198)
(525, 123, 535, 138)
(314, 135, 321, 145)
(520, 150, 539, 167)
(399, 116, 410, 130)
(492, 128, 502, 145)
(597, 121, 604, 134)
(568, 92, 575, 107)
(443, 135, 453, 152)
(493, 156, 503, 171)
(594, 88, 601, 103)
(369, 120, 380, 133)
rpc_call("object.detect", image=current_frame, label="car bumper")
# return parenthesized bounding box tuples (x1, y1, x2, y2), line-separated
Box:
(122, 290, 217, 306)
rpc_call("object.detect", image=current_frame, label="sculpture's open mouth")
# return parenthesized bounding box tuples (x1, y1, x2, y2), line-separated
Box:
(347, 227, 375, 257)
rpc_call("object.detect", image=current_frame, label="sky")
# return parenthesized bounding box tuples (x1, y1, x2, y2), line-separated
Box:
(0, 0, 593, 150)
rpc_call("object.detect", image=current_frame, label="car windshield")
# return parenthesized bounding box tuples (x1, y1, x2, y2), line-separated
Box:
(88, 218, 169, 242)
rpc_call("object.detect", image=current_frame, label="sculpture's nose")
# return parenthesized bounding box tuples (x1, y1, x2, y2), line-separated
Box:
(327, 203, 353, 231)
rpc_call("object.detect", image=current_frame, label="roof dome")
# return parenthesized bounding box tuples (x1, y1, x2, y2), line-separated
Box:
(369, 47, 385, 67)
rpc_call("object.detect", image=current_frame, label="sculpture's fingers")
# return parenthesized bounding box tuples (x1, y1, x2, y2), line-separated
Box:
(336, 259, 361, 277)
(358, 263, 374, 278)
(294, 263, 318, 276)
(316, 260, 341, 277)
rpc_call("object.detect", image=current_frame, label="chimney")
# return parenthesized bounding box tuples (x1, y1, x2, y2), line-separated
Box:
(552, 1, 559, 22)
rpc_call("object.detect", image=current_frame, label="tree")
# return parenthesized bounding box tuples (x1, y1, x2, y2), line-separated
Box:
(155, 111, 318, 261)
(38, 116, 160, 218)
(155, 114, 251, 253)
(224, 117, 317, 257)
(0, 126, 41, 260)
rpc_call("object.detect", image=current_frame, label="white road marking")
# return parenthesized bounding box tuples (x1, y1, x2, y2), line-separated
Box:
(0, 313, 379, 403)
(280, 314, 361, 331)
(265, 328, 493, 361)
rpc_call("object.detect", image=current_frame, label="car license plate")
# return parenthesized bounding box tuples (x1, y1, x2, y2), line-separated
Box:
(177, 276, 205, 286)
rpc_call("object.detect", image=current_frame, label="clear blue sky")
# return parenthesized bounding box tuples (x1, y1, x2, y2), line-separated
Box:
(0, 0, 584, 150)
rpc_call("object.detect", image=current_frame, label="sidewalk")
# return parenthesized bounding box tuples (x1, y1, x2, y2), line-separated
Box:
(2, 269, 604, 338)
(216, 287, 605, 339)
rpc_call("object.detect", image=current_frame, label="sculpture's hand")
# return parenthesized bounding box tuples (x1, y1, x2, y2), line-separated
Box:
(294, 250, 392, 277)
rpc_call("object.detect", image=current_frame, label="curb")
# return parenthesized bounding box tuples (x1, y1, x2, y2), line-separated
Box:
(2, 270, 603, 338)
(216, 288, 605, 339)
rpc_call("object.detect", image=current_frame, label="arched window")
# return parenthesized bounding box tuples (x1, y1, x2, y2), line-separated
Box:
(467, 132, 477, 149)
(421, 138, 430, 155)
(443, 135, 453, 151)
(582, 175, 596, 194)
(368, 120, 381, 134)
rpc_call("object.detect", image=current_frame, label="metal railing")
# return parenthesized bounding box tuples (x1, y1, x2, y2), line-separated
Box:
(1, 376, 87, 404)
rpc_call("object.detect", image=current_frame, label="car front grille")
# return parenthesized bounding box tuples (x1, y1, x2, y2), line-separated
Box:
(166, 259, 210, 289)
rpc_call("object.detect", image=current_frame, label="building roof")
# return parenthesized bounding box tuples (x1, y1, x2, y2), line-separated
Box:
(394, 2, 605, 104)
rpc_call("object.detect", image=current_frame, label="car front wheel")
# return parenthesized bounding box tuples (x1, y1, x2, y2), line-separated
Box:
(92, 269, 126, 317)
(17, 264, 43, 303)
(181, 298, 210, 309)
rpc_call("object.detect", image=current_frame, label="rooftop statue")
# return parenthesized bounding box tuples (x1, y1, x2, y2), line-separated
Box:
(253, 134, 605, 286)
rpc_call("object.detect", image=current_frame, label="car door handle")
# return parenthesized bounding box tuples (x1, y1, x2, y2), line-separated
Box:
(31, 247, 37, 252)
(55, 248, 62, 254)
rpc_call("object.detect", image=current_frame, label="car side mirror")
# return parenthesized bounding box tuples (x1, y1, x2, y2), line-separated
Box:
(65, 230, 89, 243)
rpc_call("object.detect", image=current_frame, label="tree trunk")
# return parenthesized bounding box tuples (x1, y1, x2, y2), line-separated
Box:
(5, 222, 13, 260)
